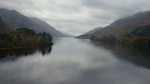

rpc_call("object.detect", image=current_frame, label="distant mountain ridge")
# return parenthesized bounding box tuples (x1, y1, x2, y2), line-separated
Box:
(0, 9, 41, 31)
(0, 8, 70, 37)
(77, 10, 150, 41)
(77, 27, 102, 39)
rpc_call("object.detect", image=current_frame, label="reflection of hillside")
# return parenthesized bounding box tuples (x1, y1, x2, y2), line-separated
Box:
(0, 46, 52, 59)
(91, 41, 150, 69)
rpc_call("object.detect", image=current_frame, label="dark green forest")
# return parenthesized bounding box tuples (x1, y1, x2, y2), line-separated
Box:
(0, 28, 53, 49)
(125, 25, 150, 37)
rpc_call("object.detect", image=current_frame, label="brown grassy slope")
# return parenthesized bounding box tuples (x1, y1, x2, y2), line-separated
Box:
(94, 11, 150, 39)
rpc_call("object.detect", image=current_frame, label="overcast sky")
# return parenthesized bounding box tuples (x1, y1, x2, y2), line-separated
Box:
(0, 0, 150, 35)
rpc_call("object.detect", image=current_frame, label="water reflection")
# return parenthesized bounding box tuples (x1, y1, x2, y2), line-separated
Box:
(0, 46, 52, 58)
(90, 41, 150, 69)
(0, 38, 150, 84)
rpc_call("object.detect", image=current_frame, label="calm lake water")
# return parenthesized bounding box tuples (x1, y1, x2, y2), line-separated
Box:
(0, 37, 150, 84)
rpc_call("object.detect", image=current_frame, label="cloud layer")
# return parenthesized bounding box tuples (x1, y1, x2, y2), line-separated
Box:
(0, 0, 150, 35)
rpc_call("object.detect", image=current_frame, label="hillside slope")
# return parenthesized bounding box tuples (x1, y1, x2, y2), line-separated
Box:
(0, 8, 67, 37)
(93, 11, 150, 39)
(77, 27, 102, 39)
(30, 17, 65, 37)
(0, 17, 15, 33)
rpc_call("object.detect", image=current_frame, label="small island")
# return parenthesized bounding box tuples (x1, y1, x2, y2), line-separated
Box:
(0, 28, 53, 49)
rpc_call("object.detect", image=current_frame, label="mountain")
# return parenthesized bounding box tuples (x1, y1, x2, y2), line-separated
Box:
(0, 8, 10, 15)
(0, 17, 15, 33)
(59, 31, 75, 37)
(29, 17, 65, 37)
(127, 25, 150, 37)
(0, 9, 41, 31)
(93, 11, 150, 39)
(30, 17, 74, 37)
(0, 8, 67, 37)
(77, 27, 102, 39)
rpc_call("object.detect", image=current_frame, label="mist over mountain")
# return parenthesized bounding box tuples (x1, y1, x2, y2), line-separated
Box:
(0, 8, 71, 37)
(30, 17, 66, 37)
(77, 27, 102, 39)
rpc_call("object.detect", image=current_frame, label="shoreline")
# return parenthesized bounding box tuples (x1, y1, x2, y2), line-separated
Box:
(0, 44, 53, 50)
(0, 46, 37, 50)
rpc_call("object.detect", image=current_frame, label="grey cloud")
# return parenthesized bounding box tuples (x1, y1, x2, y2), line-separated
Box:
(82, 0, 149, 11)
(0, 0, 150, 35)
(82, 0, 150, 17)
